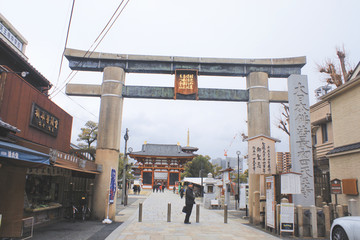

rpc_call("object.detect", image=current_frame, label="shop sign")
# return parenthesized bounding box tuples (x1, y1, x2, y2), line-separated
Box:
(174, 69, 198, 100)
(109, 168, 117, 204)
(266, 176, 275, 228)
(331, 179, 342, 194)
(0, 149, 19, 159)
(30, 103, 59, 137)
(280, 203, 295, 233)
(248, 135, 277, 175)
(0, 21, 23, 51)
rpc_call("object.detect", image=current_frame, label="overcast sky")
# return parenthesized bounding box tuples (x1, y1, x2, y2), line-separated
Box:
(2, 0, 360, 166)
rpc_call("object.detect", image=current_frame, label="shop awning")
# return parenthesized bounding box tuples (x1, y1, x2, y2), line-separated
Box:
(0, 141, 50, 165)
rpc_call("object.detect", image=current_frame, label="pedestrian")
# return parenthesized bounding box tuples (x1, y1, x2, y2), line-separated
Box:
(137, 186, 141, 195)
(133, 185, 137, 194)
(162, 184, 165, 192)
(180, 187, 184, 199)
(153, 184, 156, 192)
(184, 184, 195, 224)
(159, 185, 162, 192)
(173, 186, 176, 194)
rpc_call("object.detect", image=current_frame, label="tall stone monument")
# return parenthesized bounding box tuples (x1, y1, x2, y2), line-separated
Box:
(288, 74, 315, 206)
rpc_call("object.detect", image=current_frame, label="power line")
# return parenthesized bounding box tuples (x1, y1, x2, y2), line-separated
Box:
(58, 91, 98, 119)
(52, 0, 76, 94)
(49, 0, 131, 99)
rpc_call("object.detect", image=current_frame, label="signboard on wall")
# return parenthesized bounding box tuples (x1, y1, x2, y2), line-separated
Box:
(174, 69, 198, 100)
(0, 21, 24, 51)
(30, 103, 59, 137)
(330, 179, 342, 194)
(266, 176, 276, 228)
(154, 172, 168, 180)
(280, 203, 295, 233)
(248, 135, 278, 174)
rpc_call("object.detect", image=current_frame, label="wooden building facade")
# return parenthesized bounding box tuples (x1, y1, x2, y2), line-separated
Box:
(129, 143, 197, 189)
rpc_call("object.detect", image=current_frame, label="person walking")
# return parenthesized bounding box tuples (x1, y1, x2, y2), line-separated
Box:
(180, 187, 184, 199)
(184, 184, 195, 224)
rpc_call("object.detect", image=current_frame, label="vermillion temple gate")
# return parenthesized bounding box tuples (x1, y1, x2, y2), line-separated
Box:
(65, 48, 311, 222)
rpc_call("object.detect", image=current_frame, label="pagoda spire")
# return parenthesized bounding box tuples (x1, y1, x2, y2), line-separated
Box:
(187, 128, 190, 147)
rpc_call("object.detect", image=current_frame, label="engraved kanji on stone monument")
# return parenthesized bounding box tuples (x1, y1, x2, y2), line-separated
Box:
(288, 75, 315, 206)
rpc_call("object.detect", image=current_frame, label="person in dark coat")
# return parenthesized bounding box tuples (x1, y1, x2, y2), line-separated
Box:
(184, 184, 195, 224)
(180, 187, 184, 199)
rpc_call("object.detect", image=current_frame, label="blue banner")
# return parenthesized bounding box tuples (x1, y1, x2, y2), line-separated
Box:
(109, 168, 116, 204)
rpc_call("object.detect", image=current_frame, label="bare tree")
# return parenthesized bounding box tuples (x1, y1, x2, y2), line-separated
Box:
(318, 47, 354, 87)
(277, 103, 290, 136)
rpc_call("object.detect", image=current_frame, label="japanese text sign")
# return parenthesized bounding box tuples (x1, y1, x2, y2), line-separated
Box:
(174, 69, 198, 100)
(30, 103, 59, 137)
(248, 135, 277, 175)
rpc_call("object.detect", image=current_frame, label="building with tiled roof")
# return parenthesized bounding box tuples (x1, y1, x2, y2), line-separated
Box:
(129, 143, 198, 189)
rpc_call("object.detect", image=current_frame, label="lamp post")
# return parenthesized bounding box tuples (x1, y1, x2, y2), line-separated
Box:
(200, 162, 204, 197)
(122, 128, 129, 205)
(236, 151, 241, 210)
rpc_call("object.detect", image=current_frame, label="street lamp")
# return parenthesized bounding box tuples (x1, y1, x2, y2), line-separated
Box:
(122, 128, 129, 206)
(200, 162, 204, 197)
(236, 150, 241, 210)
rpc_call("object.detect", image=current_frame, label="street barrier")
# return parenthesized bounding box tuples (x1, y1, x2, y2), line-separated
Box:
(196, 204, 200, 223)
(167, 203, 171, 222)
(224, 204, 228, 223)
(138, 203, 142, 222)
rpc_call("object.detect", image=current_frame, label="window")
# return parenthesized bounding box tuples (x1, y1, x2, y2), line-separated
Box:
(313, 133, 317, 145)
(321, 124, 328, 143)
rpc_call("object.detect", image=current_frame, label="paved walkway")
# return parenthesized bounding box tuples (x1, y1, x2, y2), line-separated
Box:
(108, 190, 280, 240)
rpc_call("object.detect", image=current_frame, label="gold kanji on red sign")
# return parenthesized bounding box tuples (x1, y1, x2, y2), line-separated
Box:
(174, 69, 198, 100)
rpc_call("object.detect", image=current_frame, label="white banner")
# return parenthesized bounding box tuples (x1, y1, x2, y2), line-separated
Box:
(266, 176, 275, 228)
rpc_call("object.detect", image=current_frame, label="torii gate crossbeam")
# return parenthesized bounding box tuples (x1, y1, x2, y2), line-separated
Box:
(64, 48, 305, 78)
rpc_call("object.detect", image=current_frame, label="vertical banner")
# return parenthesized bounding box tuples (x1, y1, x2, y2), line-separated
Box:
(109, 168, 117, 204)
(288, 75, 315, 206)
(266, 176, 275, 228)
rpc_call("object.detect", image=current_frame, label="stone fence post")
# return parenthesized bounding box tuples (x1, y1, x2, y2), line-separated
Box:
(323, 205, 331, 238)
(310, 205, 318, 238)
(348, 199, 358, 216)
(254, 191, 260, 225)
(297, 205, 303, 237)
(336, 205, 344, 218)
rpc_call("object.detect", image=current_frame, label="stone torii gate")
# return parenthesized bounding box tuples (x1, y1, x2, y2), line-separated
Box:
(64, 48, 306, 221)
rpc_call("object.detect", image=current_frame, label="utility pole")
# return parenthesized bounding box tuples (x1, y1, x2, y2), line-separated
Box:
(236, 151, 241, 210)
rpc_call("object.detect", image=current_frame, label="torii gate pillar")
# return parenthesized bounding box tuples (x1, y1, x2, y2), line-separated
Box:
(93, 67, 125, 220)
(246, 72, 270, 224)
